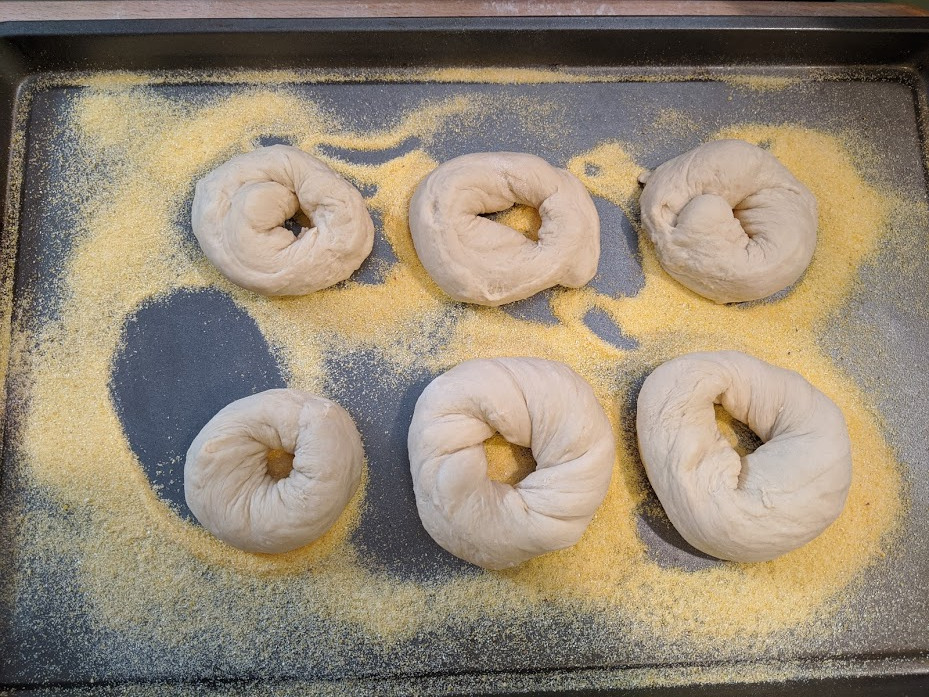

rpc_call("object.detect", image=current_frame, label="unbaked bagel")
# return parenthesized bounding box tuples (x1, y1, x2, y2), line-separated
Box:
(635, 351, 852, 562)
(191, 144, 374, 296)
(408, 152, 600, 306)
(184, 389, 364, 554)
(639, 139, 818, 303)
(408, 357, 615, 569)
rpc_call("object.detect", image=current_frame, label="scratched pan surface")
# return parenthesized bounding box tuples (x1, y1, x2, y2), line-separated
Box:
(1, 18, 929, 696)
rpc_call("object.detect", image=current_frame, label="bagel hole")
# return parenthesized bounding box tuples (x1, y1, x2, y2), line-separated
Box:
(265, 448, 295, 480)
(484, 434, 536, 486)
(283, 209, 313, 237)
(482, 204, 542, 242)
(715, 405, 763, 457)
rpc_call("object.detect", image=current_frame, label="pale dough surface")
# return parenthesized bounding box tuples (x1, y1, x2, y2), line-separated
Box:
(636, 351, 852, 562)
(184, 389, 364, 554)
(639, 139, 818, 304)
(408, 357, 615, 570)
(408, 152, 600, 306)
(191, 144, 374, 296)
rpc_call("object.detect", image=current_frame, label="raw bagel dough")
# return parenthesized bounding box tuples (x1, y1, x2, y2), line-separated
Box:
(184, 389, 364, 554)
(635, 351, 851, 562)
(408, 152, 600, 306)
(408, 357, 615, 569)
(191, 145, 374, 296)
(639, 139, 818, 303)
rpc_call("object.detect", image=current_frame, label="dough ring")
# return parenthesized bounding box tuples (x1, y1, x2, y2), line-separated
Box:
(408, 357, 615, 569)
(191, 144, 374, 296)
(639, 139, 818, 304)
(184, 389, 364, 554)
(635, 351, 852, 562)
(408, 152, 600, 306)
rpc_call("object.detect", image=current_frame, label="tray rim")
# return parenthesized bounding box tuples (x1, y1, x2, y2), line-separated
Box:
(3, 14, 929, 35)
(2, 15, 929, 696)
(0, 0, 926, 22)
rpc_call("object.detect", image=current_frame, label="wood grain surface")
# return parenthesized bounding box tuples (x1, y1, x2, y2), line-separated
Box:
(0, 0, 926, 21)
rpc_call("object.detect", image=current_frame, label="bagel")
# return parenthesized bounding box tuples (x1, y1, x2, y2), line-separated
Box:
(184, 389, 364, 554)
(409, 152, 600, 306)
(635, 351, 852, 562)
(191, 145, 374, 296)
(639, 139, 817, 303)
(408, 357, 615, 569)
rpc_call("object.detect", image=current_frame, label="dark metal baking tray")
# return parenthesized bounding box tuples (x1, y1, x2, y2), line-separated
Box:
(2, 16, 929, 696)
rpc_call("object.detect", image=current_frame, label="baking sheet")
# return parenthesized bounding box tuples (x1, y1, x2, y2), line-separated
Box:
(1, 22, 929, 694)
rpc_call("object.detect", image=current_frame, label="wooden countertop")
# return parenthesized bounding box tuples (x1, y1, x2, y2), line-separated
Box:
(0, 0, 925, 21)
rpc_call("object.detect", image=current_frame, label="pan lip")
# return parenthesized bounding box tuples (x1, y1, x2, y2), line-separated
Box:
(2, 11, 929, 696)
(1, 15, 929, 38)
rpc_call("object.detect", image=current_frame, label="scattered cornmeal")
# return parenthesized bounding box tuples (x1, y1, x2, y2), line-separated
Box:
(485, 203, 544, 241)
(484, 434, 537, 487)
(715, 405, 763, 459)
(721, 74, 802, 92)
(1, 68, 917, 689)
(265, 449, 295, 480)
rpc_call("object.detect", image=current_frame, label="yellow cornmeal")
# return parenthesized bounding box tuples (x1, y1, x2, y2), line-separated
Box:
(648, 108, 701, 140)
(721, 75, 802, 92)
(265, 449, 295, 480)
(0, 92, 34, 440)
(484, 434, 537, 487)
(486, 204, 543, 240)
(715, 406, 760, 459)
(10, 78, 906, 657)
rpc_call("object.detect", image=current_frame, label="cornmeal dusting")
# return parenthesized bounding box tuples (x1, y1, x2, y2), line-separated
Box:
(1, 68, 922, 691)
(721, 75, 802, 92)
(484, 434, 537, 487)
(486, 204, 543, 240)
